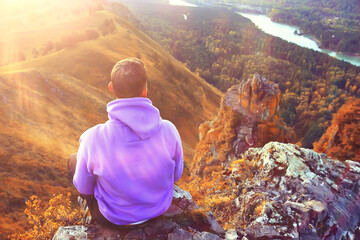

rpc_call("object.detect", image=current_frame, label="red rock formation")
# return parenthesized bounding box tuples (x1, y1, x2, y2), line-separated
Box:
(236, 73, 281, 121)
(192, 73, 293, 178)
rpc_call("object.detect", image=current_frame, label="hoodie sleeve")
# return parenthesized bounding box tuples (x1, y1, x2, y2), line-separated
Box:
(73, 132, 97, 195)
(173, 128, 184, 182)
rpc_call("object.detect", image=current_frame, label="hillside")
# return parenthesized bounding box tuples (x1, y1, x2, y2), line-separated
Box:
(0, 1, 221, 237)
(0, 69, 108, 235)
(1, 9, 222, 146)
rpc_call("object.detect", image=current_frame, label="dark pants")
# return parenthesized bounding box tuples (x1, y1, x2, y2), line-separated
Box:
(68, 154, 125, 228)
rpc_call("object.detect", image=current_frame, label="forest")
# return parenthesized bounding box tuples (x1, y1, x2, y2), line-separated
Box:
(128, 4, 360, 149)
(208, 0, 360, 54)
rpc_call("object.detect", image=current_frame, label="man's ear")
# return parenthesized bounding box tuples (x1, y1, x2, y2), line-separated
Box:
(108, 82, 113, 92)
(141, 87, 148, 97)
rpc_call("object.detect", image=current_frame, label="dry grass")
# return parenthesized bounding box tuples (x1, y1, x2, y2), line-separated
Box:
(0, 3, 222, 237)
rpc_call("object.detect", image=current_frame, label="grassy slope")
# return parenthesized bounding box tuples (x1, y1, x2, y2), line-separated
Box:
(0, 9, 222, 237)
(1, 10, 222, 145)
(0, 69, 109, 235)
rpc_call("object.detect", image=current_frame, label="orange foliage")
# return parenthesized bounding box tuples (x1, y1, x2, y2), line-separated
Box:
(254, 200, 267, 216)
(314, 99, 360, 162)
(191, 106, 240, 177)
(181, 112, 238, 225)
(230, 158, 258, 181)
(181, 154, 259, 229)
(10, 193, 83, 240)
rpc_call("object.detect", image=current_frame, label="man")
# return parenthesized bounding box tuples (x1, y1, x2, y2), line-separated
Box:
(68, 57, 183, 226)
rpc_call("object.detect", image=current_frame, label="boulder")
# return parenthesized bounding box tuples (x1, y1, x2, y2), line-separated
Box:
(231, 142, 360, 239)
(52, 186, 225, 240)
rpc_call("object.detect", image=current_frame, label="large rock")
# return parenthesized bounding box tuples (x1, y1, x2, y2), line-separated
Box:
(230, 142, 360, 239)
(226, 73, 281, 122)
(52, 186, 226, 240)
(193, 73, 291, 178)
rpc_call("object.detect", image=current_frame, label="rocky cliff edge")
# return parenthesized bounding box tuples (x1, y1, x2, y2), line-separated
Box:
(53, 142, 360, 239)
(187, 74, 360, 239)
(230, 142, 360, 239)
(52, 186, 229, 240)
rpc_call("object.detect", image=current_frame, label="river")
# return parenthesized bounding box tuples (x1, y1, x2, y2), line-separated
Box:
(237, 13, 360, 67)
(169, 1, 360, 66)
(168, 0, 196, 7)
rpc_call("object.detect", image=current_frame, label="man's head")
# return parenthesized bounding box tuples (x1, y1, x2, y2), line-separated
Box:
(109, 57, 147, 98)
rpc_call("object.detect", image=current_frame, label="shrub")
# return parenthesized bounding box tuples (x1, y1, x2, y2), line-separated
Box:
(10, 193, 83, 240)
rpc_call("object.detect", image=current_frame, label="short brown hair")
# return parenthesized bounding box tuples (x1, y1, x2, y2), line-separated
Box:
(110, 58, 147, 98)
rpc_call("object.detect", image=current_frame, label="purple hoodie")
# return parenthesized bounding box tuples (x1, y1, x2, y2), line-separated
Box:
(73, 97, 183, 225)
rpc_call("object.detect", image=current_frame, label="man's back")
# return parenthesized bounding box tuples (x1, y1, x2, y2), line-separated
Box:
(73, 97, 183, 225)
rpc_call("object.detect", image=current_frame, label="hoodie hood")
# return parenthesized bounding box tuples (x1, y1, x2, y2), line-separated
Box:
(107, 98, 162, 140)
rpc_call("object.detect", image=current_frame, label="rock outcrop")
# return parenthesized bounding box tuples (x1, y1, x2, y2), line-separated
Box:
(193, 73, 292, 178)
(185, 73, 360, 239)
(229, 73, 281, 122)
(229, 142, 360, 239)
(52, 186, 227, 240)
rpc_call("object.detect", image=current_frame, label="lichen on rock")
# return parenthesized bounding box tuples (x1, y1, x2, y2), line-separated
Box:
(231, 142, 360, 239)
(186, 73, 360, 239)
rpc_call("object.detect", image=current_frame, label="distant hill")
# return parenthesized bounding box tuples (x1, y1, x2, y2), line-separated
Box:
(0, 1, 221, 237)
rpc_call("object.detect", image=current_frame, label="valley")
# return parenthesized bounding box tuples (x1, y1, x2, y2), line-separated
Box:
(127, 2, 360, 149)
(0, 0, 359, 238)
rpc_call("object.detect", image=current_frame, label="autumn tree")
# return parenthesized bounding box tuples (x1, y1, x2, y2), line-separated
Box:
(314, 99, 360, 162)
